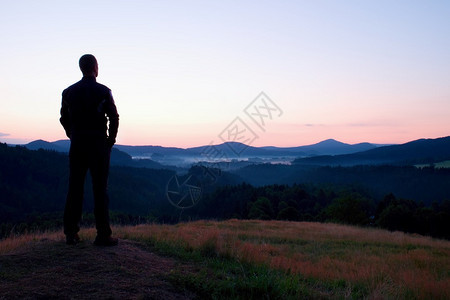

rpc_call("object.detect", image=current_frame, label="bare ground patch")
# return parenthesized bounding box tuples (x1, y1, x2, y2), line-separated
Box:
(0, 238, 196, 299)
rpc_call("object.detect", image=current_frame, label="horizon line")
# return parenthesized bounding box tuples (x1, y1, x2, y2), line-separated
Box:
(5, 135, 450, 149)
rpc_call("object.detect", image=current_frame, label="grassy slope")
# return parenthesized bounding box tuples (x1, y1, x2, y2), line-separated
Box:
(1, 220, 449, 299)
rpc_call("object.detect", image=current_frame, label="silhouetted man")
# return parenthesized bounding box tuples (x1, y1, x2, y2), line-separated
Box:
(60, 54, 119, 246)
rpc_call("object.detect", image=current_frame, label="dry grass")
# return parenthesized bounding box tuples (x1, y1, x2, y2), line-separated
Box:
(113, 220, 450, 299)
(0, 231, 63, 255)
(1, 220, 449, 298)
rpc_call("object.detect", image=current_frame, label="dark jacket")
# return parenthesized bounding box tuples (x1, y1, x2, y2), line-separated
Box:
(60, 76, 119, 144)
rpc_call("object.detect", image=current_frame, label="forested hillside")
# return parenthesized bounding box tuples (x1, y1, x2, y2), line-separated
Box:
(1, 143, 449, 239)
(233, 164, 450, 204)
(0, 143, 175, 222)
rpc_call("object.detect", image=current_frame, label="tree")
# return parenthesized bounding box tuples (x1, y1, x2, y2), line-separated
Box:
(324, 194, 370, 225)
(277, 206, 300, 221)
(376, 198, 417, 232)
(248, 197, 274, 220)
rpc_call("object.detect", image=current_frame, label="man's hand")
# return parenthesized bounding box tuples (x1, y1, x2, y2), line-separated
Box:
(106, 137, 115, 148)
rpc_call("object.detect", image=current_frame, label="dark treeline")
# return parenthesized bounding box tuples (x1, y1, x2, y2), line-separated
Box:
(188, 183, 450, 239)
(233, 164, 450, 206)
(0, 143, 176, 221)
(1, 143, 449, 240)
(3, 182, 449, 240)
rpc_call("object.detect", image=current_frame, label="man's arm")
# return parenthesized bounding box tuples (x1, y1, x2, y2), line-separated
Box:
(59, 91, 71, 138)
(105, 90, 119, 147)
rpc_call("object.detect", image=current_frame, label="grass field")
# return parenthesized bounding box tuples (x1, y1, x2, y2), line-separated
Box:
(1, 220, 449, 299)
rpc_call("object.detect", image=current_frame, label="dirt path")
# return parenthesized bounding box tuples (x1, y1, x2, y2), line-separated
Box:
(0, 238, 196, 299)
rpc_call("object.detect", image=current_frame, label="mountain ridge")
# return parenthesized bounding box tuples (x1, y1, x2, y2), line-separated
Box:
(293, 136, 450, 166)
(20, 136, 450, 167)
(260, 138, 378, 156)
(22, 138, 384, 158)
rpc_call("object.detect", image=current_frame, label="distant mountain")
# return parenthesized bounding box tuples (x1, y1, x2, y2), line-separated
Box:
(25, 140, 66, 152)
(52, 140, 71, 152)
(293, 136, 450, 166)
(24, 140, 190, 158)
(24, 139, 170, 170)
(261, 139, 378, 156)
(25, 139, 390, 167)
(23, 138, 384, 160)
(115, 145, 189, 157)
(188, 142, 294, 157)
(117, 142, 293, 158)
(115, 139, 379, 158)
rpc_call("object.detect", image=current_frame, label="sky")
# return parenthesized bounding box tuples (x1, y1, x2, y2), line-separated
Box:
(0, 0, 449, 147)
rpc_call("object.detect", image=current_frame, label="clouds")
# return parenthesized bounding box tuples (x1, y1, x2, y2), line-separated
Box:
(0, 132, 10, 137)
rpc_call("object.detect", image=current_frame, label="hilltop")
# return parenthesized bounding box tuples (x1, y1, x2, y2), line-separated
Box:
(1, 220, 449, 299)
(0, 236, 194, 299)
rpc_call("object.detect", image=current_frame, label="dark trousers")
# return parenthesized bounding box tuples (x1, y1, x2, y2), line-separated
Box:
(64, 138, 112, 238)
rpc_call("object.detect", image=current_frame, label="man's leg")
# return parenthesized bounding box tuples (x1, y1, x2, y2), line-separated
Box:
(90, 141, 113, 239)
(64, 144, 88, 240)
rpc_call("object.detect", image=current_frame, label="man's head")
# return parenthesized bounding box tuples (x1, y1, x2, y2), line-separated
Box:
(79, 54, 98, 77)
